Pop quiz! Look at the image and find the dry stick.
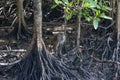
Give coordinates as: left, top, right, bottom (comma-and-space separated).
64, 14, 67, 39
77, 14, 83, 61
77, 16, 81, 47
10, 17, 18, 28
91, 56, 120, 65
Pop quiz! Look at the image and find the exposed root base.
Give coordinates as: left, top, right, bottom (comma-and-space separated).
13, 47, 82, 80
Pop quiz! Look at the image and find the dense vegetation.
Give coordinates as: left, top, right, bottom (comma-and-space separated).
0, 0, 120, 80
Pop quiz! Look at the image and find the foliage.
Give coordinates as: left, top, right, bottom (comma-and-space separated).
52, 0, 112, 29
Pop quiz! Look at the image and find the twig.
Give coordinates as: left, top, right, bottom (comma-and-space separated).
91, 56, 120, 65
63, 46, 82, 57
0, 49, 26, 53
82, 21, 115, 29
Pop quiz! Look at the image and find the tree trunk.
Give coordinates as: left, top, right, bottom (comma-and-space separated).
34, 0, 43, 50
15, 0, 31, 40
33, 0, 81, 79
17, 0, 26, 27
34, 0, 46, 78
117, 1, 120, 41
109, 0, 116, 18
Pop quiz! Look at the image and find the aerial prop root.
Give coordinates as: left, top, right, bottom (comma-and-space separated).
37, 41, 80, 80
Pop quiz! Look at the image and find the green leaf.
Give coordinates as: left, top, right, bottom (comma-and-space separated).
54, 0, 58, 4
93, 18, 100, 30
89, 1, 98, 8
83, 3, 90, 7
85, 16, 92, 21
102, 6, 112, 11
72, 9, 78, 15
77, 0, 81, 3
100, 13, 112, 19
95, 10, 100, 16
96, 5, 100, 9
105, 6, 112, 11
51, 4, 58, 9
65, 15, 71, 20
54, 0, 62, 5
68, 2, 73, 7
62, 0, 68, 4
64, 7, 69, 13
